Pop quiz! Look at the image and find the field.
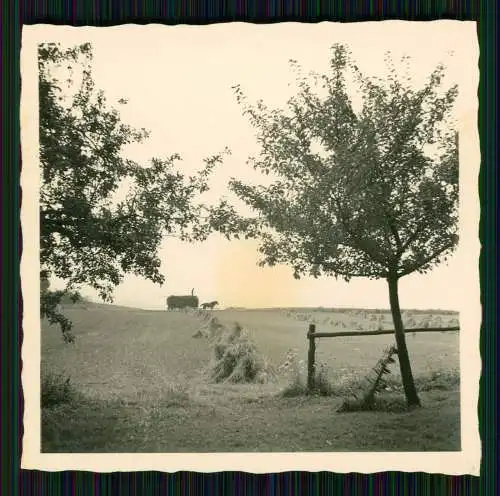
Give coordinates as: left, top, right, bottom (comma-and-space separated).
41, 303, 460, 452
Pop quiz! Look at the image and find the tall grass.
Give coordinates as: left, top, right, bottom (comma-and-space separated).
279, 349, 334, 397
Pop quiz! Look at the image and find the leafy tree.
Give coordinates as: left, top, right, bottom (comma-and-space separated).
209, 44, 458, 407
39, 43, 225, 342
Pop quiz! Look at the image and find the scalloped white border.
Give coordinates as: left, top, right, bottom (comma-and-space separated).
20, 21, 481, 474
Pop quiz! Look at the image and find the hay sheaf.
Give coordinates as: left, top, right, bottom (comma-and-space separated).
189, 311, 276, 384
192, 315, 225, 340
209, 322, 276, 384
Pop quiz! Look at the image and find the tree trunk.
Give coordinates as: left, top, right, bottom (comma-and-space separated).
387, 275, 421, 407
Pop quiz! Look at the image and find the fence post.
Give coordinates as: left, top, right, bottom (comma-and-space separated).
307, 323, 316, 392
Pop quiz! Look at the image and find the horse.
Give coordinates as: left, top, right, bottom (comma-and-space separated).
200, 300, 219, 310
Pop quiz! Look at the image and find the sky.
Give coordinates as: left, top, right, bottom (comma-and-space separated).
25, 22, 479, 311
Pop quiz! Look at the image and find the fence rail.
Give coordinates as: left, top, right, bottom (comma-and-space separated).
306, 323, 460, 392
310, 326, 460, 339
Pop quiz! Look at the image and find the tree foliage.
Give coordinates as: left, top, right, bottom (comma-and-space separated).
213, 45, 458, 281
39, 43, 225, 341
209, 44, 459, 406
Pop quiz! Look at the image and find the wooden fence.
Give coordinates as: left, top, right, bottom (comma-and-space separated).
306, 323, 460, 391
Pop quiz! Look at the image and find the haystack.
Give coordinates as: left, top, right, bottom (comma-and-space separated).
210, 323, 276, 384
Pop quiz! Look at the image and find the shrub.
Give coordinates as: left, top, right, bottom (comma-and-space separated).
279, 349, 308, 397
312, 363, 334, 396
278, 348, 304, 378
279, 351, 333, 397
41, 372, 76, 408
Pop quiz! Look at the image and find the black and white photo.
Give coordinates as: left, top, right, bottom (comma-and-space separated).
21, 21, 480, 474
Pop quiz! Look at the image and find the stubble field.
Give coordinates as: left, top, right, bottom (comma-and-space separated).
40, 303, 461, 452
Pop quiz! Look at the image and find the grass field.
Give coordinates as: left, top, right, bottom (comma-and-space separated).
41, 303, 460, 452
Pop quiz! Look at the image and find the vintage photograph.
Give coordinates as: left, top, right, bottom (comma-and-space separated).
21, 22, 480, 473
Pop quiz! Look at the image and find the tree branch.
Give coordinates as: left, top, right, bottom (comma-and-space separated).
334, 199, 389, 266
386, 216, 403, 260
333, 268, 389, 279
397, 241, 455, 278
400, 220, 426, 254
